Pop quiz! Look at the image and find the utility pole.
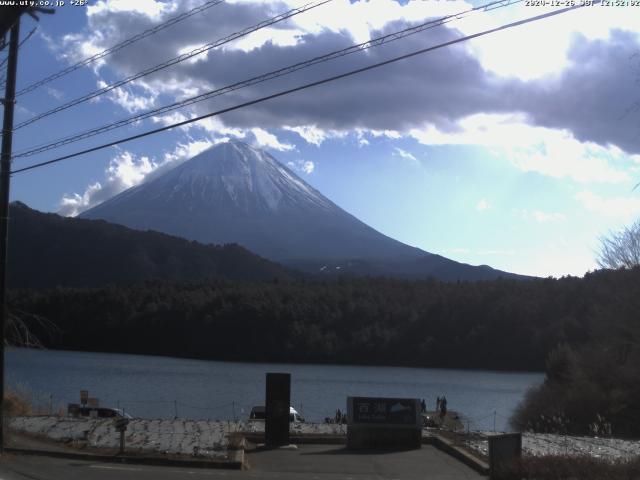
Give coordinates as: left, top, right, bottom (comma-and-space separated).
0, 18, 21, 455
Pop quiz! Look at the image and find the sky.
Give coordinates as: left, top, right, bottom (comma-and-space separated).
4, 0, 640, 278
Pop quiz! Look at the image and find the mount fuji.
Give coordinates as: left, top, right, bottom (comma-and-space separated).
80, 141, 522, 280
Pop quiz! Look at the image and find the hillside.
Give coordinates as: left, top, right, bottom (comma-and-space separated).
8, 202, 292, 289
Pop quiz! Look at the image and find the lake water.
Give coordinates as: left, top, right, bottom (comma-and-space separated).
6, 347, 543, 432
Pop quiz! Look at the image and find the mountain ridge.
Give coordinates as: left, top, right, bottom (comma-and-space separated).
8, 201, 293, 289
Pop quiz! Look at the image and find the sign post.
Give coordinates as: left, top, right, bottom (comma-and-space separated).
347, 397, 421, 449
114, 418, 129, 454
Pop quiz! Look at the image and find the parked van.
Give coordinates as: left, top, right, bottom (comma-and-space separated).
68, 404, 132, 419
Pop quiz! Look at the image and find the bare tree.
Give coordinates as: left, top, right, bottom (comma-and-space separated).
597, 220, 640, 269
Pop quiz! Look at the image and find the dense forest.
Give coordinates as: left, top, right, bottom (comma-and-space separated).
8, 267, 638, 370
8, 202, 293, 288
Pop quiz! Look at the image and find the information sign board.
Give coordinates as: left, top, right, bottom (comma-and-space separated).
350, 397, 419, 426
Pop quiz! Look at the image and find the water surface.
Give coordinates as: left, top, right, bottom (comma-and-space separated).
7, 347, 543, 431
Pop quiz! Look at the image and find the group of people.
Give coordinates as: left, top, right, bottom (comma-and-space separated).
419, 396, 448, 417
436, 396, 447, 417
324, 408, 346, 424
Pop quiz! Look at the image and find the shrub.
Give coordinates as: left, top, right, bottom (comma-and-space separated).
496, 455, 640, 480
4, 388, 33, 417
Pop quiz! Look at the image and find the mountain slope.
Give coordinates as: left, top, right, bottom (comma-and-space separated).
80, 141, 524, 281
8, 202, 292, 289
81, 141, 424, 261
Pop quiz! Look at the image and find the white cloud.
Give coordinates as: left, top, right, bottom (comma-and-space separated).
370, 130, 402, 140
476, 198, 490, 212
574, 190, 640, 222
229, 27, 305, 52
393, 147, 418, 164
151, 113, 248, 139
251, 128, 295, 151
302, 161, 315, 174
58, 149, 156, 218
287, 159, 315, 174
58, 140, 214, 217
151, 111, 189, 128
97, 80, 156, 113
160, 139, 215, 167
284, 125, 327, 146
287, 0, 471, 44
59, 182, 103, 217
176, 43, 211, 64
58, 31, 109, 73
46, 87, 64, 100
87, 0, 172, 19
410, 113, 632, 184
455, 3, 640, 81
106, 151, 156, 189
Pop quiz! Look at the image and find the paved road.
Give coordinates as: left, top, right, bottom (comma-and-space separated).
247, 444, 484, 479
0, 445, 484, 480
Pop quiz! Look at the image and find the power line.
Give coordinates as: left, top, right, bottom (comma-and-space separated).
0, 26, 37, 86
13, 0, 225, 97
12, 0, 523, 160
13, 0, 332, 131
12, 2, 595, 175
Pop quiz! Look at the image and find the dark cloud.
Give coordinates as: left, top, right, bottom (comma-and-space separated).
522, 30, 640, 155
70, 1, 640, 154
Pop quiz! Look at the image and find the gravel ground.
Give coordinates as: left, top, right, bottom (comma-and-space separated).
466, 432, 640, 460
9, 416, 233, 458
8, 416, 348, 458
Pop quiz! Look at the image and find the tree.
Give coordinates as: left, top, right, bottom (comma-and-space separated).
597, 219, 640, 269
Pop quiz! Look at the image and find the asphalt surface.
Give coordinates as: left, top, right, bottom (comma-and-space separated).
0, 444, 484, 480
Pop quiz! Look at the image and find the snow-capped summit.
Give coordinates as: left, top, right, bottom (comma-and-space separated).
80, 141, 424, 261
157, 141, 332, 214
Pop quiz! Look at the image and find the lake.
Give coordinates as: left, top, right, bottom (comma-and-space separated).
6, 347, 543, 432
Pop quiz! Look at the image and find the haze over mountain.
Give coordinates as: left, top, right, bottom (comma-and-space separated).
80, 141, 524, 281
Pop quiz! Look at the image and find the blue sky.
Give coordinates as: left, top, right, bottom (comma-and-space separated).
5, 0, 640, 277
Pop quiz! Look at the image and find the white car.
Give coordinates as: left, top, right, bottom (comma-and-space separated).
249, 406, 305, 423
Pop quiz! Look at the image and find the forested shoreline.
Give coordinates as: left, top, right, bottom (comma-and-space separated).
8, 267, 638, 372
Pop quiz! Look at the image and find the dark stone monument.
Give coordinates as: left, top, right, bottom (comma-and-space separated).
347, 396, 421, 449
489, 433, 522, 479
265, 372, 291, 447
